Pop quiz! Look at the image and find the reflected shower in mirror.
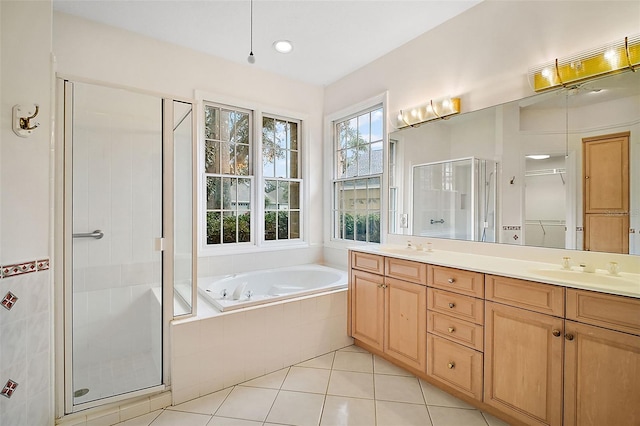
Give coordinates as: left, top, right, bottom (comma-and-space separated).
388, 71, 639, 255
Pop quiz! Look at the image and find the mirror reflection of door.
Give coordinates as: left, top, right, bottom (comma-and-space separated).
583, 132, 630, 253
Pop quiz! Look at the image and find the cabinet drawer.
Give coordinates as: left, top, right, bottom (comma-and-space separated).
385, 257, 427, 285
428, 311, 484, 352
427, 334, 483, 400
566, 289, 640, 336
485, 275, 565, 317
351, 251, 384, 275
427, 288, 484, 325
429, 266, 484, 297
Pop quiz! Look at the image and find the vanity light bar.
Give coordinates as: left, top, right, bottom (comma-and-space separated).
396, 97, 461, 129
529, 34, 640, 92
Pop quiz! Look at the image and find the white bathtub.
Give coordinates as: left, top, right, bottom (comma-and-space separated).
199, 264, 348, 312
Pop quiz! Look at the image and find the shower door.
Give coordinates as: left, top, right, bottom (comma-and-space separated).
64, 81, 164, 410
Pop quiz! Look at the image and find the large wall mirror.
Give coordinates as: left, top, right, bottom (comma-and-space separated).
388, 71, 639, 255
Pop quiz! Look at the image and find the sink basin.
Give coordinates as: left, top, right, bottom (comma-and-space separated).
378, 246, 429, 256
528, 268, 640, 290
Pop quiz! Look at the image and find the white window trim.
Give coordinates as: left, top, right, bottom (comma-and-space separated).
323, 92, 389, 250
196, 90, 310, 256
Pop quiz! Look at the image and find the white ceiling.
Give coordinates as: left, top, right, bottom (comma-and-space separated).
53, 0, 481, 86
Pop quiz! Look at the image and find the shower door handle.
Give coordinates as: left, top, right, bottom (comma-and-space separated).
73, 229, 104, 240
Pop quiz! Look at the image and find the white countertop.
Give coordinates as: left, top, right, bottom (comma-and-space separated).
350, 245, 640, 299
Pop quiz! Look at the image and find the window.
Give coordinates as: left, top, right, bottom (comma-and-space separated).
333, 106, 383, 243
262, 116, 302, 241
204, 103, 252, 245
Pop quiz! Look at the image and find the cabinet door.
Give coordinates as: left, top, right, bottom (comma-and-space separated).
384, 277, 426, 371
351, 269, 384, 351
484, 301, 564, 426
564, 320, 640, 426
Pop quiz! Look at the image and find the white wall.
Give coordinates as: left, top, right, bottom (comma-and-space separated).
52, 12, 326, 276
0, 1, 53, 424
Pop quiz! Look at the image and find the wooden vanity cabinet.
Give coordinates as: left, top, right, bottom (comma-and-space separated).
563, 289, 640, 426
484, 275, 565, 426
349, 252, 427, 371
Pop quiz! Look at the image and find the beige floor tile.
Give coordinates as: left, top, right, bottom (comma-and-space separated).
337, 345, 370, 354
168, 387, 233, 415
376, 400, 433, 426
265, 390, 325, 426
332, 351, 373, 373
241, 368, 289, 389
214, 386, 278, 422
114, 409, 162, 426
320, 395, 376, 426
428, 406, 488, 426
146, 410, 211, 426
281, 366, 331, 394
482, 411, 512, 426
296, 352, 335, 370
207, 416, 262, 425
374, 375, 425, 404
373, 355, 414, 376
327, 370, 375, 399
419, 379, 474, 409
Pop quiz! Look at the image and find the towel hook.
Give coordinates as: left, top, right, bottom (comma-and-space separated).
12, 104, 40, 137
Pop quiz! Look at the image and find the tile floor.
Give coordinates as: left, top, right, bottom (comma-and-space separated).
115, 345, 511, 426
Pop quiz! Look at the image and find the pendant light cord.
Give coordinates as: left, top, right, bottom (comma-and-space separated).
247, 0, 255, 63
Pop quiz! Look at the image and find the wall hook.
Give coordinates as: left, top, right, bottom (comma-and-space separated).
510, 176, 516, 184
12, 104, 40, 137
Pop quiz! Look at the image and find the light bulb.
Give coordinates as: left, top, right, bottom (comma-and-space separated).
247, 52, 255, 64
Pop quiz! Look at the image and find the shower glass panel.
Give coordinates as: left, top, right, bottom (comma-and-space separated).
412, 157, 497, 242
69, 82, 163, 407
173, 101, 193, 316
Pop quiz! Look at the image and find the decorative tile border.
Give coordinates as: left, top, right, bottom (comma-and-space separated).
0, 258, 49, 279
1, 379, 18, 398
502, 226, 521, 231
1, 292, 18, 310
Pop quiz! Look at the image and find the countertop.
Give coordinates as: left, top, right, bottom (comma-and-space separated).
350, 245, 640, 299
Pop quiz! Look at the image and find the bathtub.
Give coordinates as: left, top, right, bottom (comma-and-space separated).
199, 264, 348, 312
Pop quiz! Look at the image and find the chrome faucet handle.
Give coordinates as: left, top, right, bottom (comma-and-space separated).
221, 289, 228, 298
245, 290, 254, 299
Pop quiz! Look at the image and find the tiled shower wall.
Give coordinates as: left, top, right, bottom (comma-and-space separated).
0, 265, 51, 426
170, 290, 352, 405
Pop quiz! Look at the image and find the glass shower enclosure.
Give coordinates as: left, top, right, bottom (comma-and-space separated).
412, 157, 498, 242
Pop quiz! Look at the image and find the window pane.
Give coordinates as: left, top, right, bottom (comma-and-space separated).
278, 211, 289, 239
345, 148, 357, 178
345, 211, 355, 240
263, 117, 275, 177
227, 142, 235, 174
222, 177, 232, 209
371, 141, 383, 174
264, 180, 277, 209
275, 152, 286, 178
347, 117, 357, 148
358, 113, 370, 144
265, 211, 276, 240
238, 212, 250, 242
276, 120, 287, 149
371, 108, 383, 142
290, 211, 300, 239
337, 149, 347, 179
236, 143, 249, 175
206, 176, 221, 209
289, 122, 298, 150
368, 212, 380, 243
338, 122, 348, 149
205, 141, 220, 174
355, 213, 367, 241
278, 181, 289, 209
359, 146, 371, 176
368, 177, 381, 209
290, 181, 300, 209
223, 211, 236, 243
234, 112, 249, 145
237, 178, 251, 212
220, 109, 232, 142
206, 211, 221, 244
290, 151, 298, 179
205, 106, 219, 140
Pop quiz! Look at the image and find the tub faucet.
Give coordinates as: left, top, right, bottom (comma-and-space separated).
232, 282, 248, 300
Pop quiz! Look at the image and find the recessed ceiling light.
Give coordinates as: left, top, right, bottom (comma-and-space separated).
273, 40, 293, 54
526, 154, 551, 160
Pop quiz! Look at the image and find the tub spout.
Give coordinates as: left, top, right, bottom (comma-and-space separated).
232, 282, 248, 300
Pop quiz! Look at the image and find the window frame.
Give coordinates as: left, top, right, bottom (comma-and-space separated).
196, 91, 309, 256
324, 93, 388, 247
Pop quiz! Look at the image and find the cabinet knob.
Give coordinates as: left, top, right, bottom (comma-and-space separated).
448, 303, 455, 309
447, 362, 455, 369
447, 278, 455, 284
552, 329, 561, 337
448, 327, 455, 333
565, 333, 575, 341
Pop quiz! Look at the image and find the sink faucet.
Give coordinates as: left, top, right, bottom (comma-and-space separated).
579, 262, 595, 273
